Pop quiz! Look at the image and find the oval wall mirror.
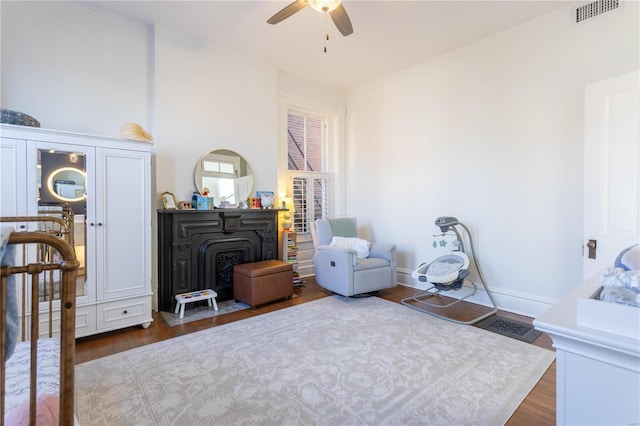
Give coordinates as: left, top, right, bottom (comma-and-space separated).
46, 167, 86, 202
194, 149, 254, 205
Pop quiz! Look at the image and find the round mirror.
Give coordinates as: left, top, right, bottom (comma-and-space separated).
194, 149, 254, 205
46, 167, 86, 202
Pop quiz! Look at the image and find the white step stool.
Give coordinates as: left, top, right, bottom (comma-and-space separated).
174, 289, 218, 319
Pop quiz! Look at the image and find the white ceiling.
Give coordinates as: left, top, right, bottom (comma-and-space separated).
88, 0, 572, 90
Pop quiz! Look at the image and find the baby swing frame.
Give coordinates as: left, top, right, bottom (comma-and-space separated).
401, 218, 498, 325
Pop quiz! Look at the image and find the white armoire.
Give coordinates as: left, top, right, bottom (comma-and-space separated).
0, 123, 153, 337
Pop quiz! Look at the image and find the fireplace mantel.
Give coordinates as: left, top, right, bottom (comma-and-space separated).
157, 209, 280, 312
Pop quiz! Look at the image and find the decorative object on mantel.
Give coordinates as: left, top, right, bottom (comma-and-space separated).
120, 122, 152, 142
257, 191, 274, 209
0, 108, 40, 127
219, 201, 238, 209
200, 187, 215, 210
192, 192, 207, 210
249, 197, 261, 209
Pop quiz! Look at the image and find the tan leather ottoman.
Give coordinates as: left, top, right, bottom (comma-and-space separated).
233, 260, 294, 309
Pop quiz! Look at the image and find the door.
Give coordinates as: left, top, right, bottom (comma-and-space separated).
583, 70, 640, 281
95, 148, 150, 300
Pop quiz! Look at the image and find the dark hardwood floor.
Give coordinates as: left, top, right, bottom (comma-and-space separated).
75, 278, 555, 425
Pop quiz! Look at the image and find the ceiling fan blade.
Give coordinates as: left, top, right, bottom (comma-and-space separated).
267, 0, 308, 25
330, 3, 353, 36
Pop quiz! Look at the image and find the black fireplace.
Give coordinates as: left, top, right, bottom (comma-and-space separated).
157, 209, 279, 312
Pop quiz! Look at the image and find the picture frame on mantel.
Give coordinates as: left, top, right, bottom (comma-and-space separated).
161, 192, 177, 209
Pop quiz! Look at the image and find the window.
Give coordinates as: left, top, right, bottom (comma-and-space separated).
202, 159, 235, 175
200, 153, 240, 203
287, 111, 331, 233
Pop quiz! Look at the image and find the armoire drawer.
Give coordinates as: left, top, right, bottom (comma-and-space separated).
31, 304, 97, 339
97, 296, 152, 331
74, 305, 98, 337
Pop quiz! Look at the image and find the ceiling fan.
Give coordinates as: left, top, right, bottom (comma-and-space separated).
267, 0, 354, 37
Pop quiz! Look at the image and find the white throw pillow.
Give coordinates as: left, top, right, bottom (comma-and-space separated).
330, 236, 370, 258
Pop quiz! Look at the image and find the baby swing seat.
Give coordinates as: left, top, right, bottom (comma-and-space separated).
411, 252, 470, 290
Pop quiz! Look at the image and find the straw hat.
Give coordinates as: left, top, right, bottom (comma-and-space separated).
120, 122, 153, 142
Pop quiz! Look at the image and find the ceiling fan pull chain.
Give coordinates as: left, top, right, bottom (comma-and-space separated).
324, 12, 329, 53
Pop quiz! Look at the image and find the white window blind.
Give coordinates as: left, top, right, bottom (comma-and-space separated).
291, 173, 330, 233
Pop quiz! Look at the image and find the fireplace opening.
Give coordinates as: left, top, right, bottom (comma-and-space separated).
196, 236, 259, 301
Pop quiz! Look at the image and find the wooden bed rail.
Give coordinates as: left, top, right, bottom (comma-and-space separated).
0, 216, 73, 245
0, 217, 74, 341
1, 231, 79, 426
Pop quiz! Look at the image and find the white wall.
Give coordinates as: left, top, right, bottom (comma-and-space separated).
278, 71, 346, 108
0, 1, 151, 136
154, 26, 278, 204
346, 3, 639, 315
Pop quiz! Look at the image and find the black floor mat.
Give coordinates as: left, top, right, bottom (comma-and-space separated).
474, 315, 542, 343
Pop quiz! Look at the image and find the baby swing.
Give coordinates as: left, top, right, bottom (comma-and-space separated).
401, 217, 498, 325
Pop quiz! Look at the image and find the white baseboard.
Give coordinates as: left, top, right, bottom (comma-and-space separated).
397, 268, 558, 318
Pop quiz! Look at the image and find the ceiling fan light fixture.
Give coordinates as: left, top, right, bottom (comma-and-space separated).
267, 0, 353, 37
308, 0, 342, 13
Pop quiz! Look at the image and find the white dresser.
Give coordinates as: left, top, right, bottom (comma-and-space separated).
1, 124, 153, 337
533, 275, 640, 426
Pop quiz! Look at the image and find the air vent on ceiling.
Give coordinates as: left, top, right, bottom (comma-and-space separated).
575, 0, 621, 23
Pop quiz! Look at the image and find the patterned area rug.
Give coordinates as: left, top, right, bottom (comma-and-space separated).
75, 296, 555, 425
